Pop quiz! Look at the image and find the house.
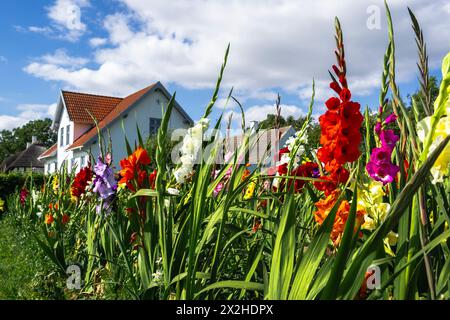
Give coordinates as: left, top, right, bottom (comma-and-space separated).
38, 82, 193, 174
1, 137, 47, 173
223, 124, 296, 170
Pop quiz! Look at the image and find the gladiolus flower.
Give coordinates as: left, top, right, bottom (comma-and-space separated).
366, 111, 400, 185
20, 188, 29, 206
314, 190, 365, 246
71, 166, 93, 199
93, 157, 117, 199
62, 214, 70, 225
45, 214, 54, 225
244, 181, 256, 200
119, 147, 152, 192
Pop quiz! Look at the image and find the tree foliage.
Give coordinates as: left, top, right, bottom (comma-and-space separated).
0, 119, 56, 163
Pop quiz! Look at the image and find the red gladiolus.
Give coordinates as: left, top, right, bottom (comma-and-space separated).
149, 169, 157, 189
71, 166, 93, 199
62, 214, 70, 225
290, 162, 319, 192
316, 80, 362, 193
20, 188, 29, 206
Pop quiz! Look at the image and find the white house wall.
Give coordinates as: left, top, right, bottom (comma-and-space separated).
44, 157, 58, 175
56, 107, 74, 171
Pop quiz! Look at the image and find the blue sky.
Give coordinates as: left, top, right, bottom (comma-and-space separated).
0, 0, 448, 131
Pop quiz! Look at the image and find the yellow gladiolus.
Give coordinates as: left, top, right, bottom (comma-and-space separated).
358, 181, 391, 230
244, 181, 256, 200
52, 175, 59, 193
418, 113, 450, 184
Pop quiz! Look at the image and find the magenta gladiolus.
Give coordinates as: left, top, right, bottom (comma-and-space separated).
20, 188, 29, 206
366, 111, 400, 185
380, 130, 400, 149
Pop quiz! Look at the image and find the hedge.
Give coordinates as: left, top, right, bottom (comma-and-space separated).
0, 173, 45, 200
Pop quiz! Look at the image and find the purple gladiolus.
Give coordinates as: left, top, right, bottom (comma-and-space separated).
93, 157, 117, 200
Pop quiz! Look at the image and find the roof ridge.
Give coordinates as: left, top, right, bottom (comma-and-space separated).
62, 90, 124, 100
122, 83, 158, 98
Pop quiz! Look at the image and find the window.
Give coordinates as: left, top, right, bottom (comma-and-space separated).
149, 118, 162, 135
81, 156, 86, 168
66, 125, 71, 146
60, 127, 64, 147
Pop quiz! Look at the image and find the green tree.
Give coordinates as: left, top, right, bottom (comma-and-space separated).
259, 113, 321, 149
0, 118, 56, 163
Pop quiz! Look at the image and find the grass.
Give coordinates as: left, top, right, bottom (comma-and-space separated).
0, 213, 65, 300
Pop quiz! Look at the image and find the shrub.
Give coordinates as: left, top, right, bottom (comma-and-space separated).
0, 173, 45, 200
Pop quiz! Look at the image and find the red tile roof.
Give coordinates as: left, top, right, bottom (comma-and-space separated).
67, 83, 157, 150
62, 91, 123, 124
37, 143, 58, 160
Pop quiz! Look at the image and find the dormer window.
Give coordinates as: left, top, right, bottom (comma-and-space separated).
60, 127, 64, 147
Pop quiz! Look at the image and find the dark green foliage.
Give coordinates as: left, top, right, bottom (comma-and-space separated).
0, 173, 45, 199
0, 118, 57, 163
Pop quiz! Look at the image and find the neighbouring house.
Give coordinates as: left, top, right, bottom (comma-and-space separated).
0, 136, 47, 173
224, 124, 296, 170
38, 82, 193, 174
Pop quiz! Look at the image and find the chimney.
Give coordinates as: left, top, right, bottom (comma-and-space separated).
26, 136, 38, 149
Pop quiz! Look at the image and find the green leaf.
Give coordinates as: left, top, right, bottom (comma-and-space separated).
195, 280, 264, 298
321, 174, 359, 299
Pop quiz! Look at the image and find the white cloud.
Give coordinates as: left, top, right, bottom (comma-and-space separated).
26, 0, 90, 41
24, 0, 450, 103
89, 37, 108, 47
40, 49, 89, 68
28, 26, 53, 35
0, 104, 56, 131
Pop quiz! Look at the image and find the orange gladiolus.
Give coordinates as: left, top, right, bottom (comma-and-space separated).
119, 147, 152, 192
314, 190, 365, 246
45, 214, 54, 225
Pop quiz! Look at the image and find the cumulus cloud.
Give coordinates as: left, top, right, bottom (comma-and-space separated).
24, 0, 450, 104
40, 49, 89, 67
27, 0, 90, 41
89, 37, 108, 47
0, 104, 57, 131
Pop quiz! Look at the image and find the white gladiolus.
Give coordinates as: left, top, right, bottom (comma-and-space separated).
167, 188, 180, 196
174, 118, 210, 184
276, 130, 308, 170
